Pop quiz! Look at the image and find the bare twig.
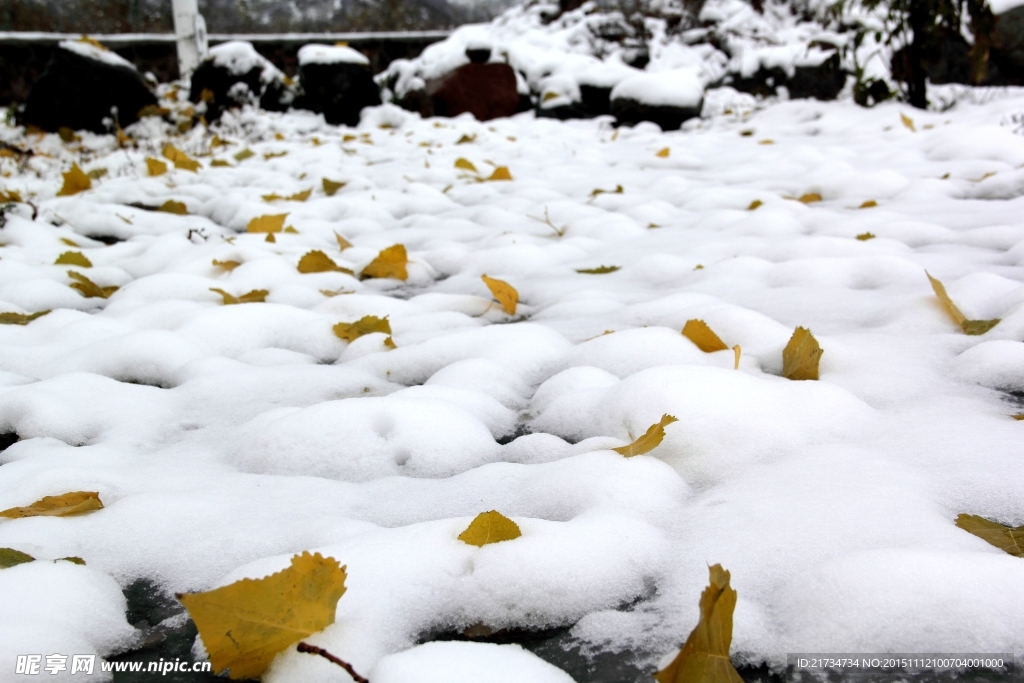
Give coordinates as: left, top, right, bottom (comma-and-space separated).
296, 642, 369, 683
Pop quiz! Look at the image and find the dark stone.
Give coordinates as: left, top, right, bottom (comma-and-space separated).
610, 97, 702, 131
295, 61, 381, 127
728, 66, 789, 98
189, 44, 292, 121
787, 52, 847, 100
465, 47, 492, 64
579, 84, 612, 117
408, 62, 521, 121
0, 432, 17, 453
993, 5, 1024, 81
21, 44, 157, 134
892, 29, 972, 85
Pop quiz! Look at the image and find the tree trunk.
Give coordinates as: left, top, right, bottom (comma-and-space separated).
907, 0, 929, 109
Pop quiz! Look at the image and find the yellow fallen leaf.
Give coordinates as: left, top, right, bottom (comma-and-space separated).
798, 193, 822, 204
654, 564, 744, 683
0, 310, 50, 325
782, 327, 822, 381
487, 166, 512, 181
55, 251, 92, 267
613, 414, 678, 457
576, 265, 620, 274
590, 185, 624, 199
747, 200, 762, 210
454, 157, 478, 173
361, 244, 408, 280
288, 189, 311, 201
323, 178, 347, 196
159, 200, 187, 215
234, 149, 255, 162
163, 144, 200, 172
297, 250, 352, 274
68, 271, 117, 298
87, 168, 107, 180
0, 491, 103, 519
60, 238, 79, 246
758, 139, 774, 145
859, 200, 877, 208
210, 288, 268, 305
481, 274, 518, 315
334, 232, 352, 250
58, 127, 81, 143
901, 112, 916, 132
656, 147, 670, 157
456, 133, 476, 144
264, 151, 287, 160
261, 193, 283, 202
0, 548, 35, 569
246, 214, 288, 234
856, 232, 876, 241
458, 511, 522, 547
682, 319, 728, 353
0, 189, 23, 203
177, 552, 347, 680
57, 163, 91, 196
926, 272, 1000, 335
146, 157, 168, 176
210, 159, 231, 168
955, 514, 1024, 557
732, 345, 741, 370
212, 259, 240, 271
333, 315, 392, 344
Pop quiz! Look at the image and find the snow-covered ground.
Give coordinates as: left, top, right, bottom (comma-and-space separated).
3, 83, 1024, 682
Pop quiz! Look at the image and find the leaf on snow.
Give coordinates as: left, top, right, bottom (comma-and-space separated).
177, 551, 348, 680
782, 327, 822, 381
0, 310, 50, 325
212, 259, 240, 271
955, 514, 1024, 557
900, 112, 916, 132
590, 184, 623, 199
146, 157, 168, 176
456, 134, 476, 144
87, 168, 108, 180
747, 200, 762, 210
323, 178, 347, 196
297, 250, 353, 275
458, 511, 522, 547
333, 315, 393, 348
576, 265, 620, 274
55, 251, 92, 267
656, 147, 670, 157
163, 144, 200, 172
334, 232, 352, 250
0, 491, 103, 519
613, 414, 678, 457
856, 232, 876, 241
246, 214, 288, 234
210, 288, 268, 305
682, 319, 728, 353
361, 244, 409, 280
234, 149, 255, 162
68, 271, 118, 298
57, 163, 91, 196
487, 166, 512, 181
481, 274, 518, 315
859, 200, 877, 208
798, 193, 822, 204
654, 564, 744, 683
0, 547, 35, 569
926, 272, 1000, 335
454, 157, 478, 174
158, 200, 188, 215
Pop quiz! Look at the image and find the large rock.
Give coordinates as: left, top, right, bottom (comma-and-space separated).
294, 44, 381, 127
728, 48, 846, 100
21, 39, 156, 134
609, 68, 704, 131
399, 48, 522, 122
993, 5, 1024, 81
189, 41, 293, 121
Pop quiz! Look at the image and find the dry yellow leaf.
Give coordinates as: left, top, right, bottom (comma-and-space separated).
0, 547, 35, 569
234, 149, 255, 162
264, 151, 287, 160
747, 200, 762, 210
656, 147, 670, 158
163, 144, 200, 172
55, 251, 92, 267
361, 244, 409, 280
68, 271, 117, 298
323, 178, 347, 196
798, 193, 822, 204
955, 514, 1024, 557
0, 189, 23, 203
334, 232, 352, 250
900, 112, 916, 132
654, 564, 744, 683
458, 511, 522, 547
58, 126, 80, 143
576, 265, 620, 274
481, 274, 518, 315
782, 327, 822, 381
210, 288, 268, 305
926, 272, 1000, 335
456, 133, 476, 144
87, 168, 108, 180
758, 139, 774, 145
682, 319, 728, 353
333, 315, 392, 345
210, 159, 231, 168
613, 414, 678, 457
288, 189, 311, 201
297, 250, 352, 274
590, 185, 624, 199
859, 200, 877, 208
57, 163, 91, 196
246, 214, 288, 234
212, 259, 240, 271
454, 157, 478, 173
856, 232, 876, 241
146, 157, 168, 176
487, 166, 512, 181
732, 345, 741, 370
178, 552, 347, 680
0, 491, 103, 519
0, 310, 50, 325
159, 200, 187, 215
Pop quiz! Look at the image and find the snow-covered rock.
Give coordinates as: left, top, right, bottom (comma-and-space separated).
189, 41, 294, 121
295, 44, 381, 127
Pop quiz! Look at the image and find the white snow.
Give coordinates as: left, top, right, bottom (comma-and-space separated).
610, 68, 705, 107
298, 44, 371, 67
207, 40, 285, 84
3, 66, 1024, 682
58, 40, 136, 70
990, 0, 1024, 15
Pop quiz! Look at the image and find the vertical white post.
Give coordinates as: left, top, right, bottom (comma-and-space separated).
172, 0, 208, 78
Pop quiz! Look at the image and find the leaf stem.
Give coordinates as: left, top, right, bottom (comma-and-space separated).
296, 642, 369, 683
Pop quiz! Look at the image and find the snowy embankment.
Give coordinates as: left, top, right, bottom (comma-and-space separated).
2, 83, 1024, 681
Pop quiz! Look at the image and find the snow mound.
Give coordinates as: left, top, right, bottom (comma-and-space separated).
298, 44, 371, 67
372, 641, 577, 683
58, 40, 135, 70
